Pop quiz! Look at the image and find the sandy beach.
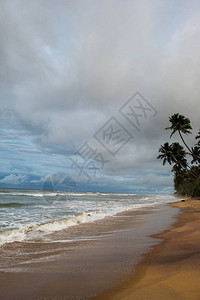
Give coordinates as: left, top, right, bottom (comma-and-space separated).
95, 197, 200, 300
2, 197, 200, 299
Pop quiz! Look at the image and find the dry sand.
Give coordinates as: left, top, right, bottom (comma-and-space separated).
95, 197, 200, 300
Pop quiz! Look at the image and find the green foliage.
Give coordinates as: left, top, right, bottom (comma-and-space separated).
196, 129, 200, 146
192, 183, 200, 197
191, 146, 200, 164
165, 113, 192, 138
158, 114, 200, 197
157, 142, 187, 168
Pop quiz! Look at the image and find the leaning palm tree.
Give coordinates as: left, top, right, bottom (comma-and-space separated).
196, 130, 200, 146
165, 113, 200, 164
157, 142, 186, 169
172, 165, 191, 195
172, 143, 199, 178
173, 142, 199, 179
191, 146, 200, 164
165, 113, 192, 150
171, 142, 187, 169
157, 142, 175, 166
158, 142, 198, 179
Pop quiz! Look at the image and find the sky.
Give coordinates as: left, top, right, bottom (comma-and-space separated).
0, 0, 200, 194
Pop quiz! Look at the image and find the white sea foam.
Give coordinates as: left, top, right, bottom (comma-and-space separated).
0, 212, 102, 245
0, 191, 139, 197
0, 228, 27, 244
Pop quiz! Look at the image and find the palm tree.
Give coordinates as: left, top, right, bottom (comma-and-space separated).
171, 142, 187, 168
196, 130, 200, 146
157, 142, 186, 168
172, 142, 199, 179
166, 113, 200, 164
191, 146, 200, 164
158, 142, 198, 179
157, 143, 175, 166
172, 166, 191, 195
165, 113, 192, 149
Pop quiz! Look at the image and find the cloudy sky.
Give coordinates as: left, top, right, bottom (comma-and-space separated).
0, 0, 200, 193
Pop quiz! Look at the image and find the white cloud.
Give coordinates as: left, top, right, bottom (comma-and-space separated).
0, 174, 28, 185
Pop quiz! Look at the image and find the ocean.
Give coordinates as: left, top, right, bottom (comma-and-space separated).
0, 188, 176, 245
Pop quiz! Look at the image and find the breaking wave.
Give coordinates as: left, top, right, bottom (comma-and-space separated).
0, 212, 101, 245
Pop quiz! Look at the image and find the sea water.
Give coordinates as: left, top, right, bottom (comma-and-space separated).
0, 188, 176, 245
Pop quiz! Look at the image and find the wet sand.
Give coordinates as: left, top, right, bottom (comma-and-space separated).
95, 197, 200, 300
0, 204, 178, 300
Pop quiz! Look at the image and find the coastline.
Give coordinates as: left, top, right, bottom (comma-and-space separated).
0, 202, 178, 300
95, 197, 200, 299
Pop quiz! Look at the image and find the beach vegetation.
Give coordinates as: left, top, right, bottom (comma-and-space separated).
158, 114, 200, 197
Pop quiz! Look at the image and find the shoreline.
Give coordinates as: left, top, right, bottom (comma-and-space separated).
95, 197, 200, 299
0, 202, 178, 300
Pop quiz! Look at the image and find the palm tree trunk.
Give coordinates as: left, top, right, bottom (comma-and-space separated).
173, 157, 199, 179
178, 130, 200, 164
178, 130, 192, 153
186, 165, 199, 179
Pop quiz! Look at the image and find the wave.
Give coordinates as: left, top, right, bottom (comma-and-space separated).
0, 211, 102, 245
36, 213, 92, 232
0, 202, 33, 208
0, 201, 164, 245
0, 194, 177, 246
0, 192, 83, 197
0, 192, 45, 197
0, 191, 138, 197
0, 228, 27, 244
